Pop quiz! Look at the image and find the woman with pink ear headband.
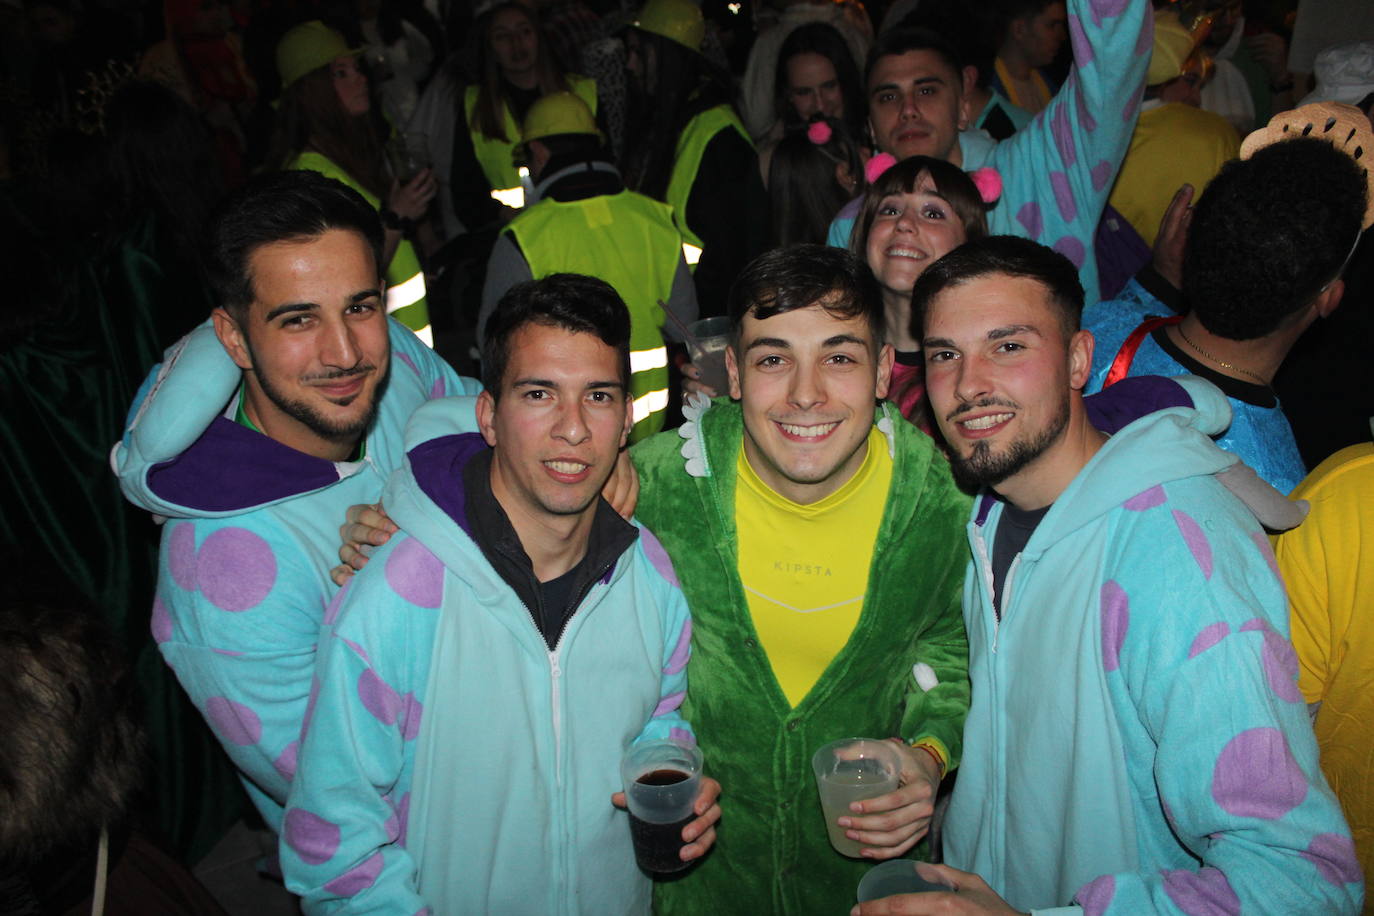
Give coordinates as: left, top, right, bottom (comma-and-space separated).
849, 156, 999, 429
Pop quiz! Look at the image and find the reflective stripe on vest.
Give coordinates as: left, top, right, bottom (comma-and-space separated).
286, 151, 432, 345
632, 387, 670, 424
506, 189, 681, 440
665, 104, 752, 256
630, 345, 668, 374
465, 76, 597, 195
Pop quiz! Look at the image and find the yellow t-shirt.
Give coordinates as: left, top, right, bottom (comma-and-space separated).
735, 427, 892, 707
1273, 442, 1374, 891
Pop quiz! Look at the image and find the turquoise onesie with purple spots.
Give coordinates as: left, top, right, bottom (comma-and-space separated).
280, 409, 694, 915
942, 377, 1362, 914
826, 0, 1152, 305
114, 319, 481, 831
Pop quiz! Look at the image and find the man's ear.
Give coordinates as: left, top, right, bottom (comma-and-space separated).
875, 342, 896, 400
620, 388, 635, 448
1314, 278, 1345, 319
476, 389, 499, 448
212, 307, 254, 371
725, 343, 742, 400
962, 65, 978, 98
1068, 328, 1095, 391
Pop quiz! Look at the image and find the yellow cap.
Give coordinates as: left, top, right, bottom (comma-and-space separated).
633, 0, 704, 54
1148, 10, 1203, 86
276, 20, 359, 91
521, 91, 603, 146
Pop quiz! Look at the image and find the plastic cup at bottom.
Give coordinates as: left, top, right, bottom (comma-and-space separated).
856, 859, 948, 902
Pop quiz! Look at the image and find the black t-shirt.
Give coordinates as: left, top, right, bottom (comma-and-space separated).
991, 500, 1051, 616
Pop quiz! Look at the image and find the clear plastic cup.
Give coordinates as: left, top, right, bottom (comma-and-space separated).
812, 737, 902, 858
686, 316, 732, 395
856, 859, 948, 902
621, 738, 702, 873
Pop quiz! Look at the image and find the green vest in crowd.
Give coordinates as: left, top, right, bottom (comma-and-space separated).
288, 151, 431, 344
505, 188, 680, 440
464, 75, 598, 203
665, 103, 752, 266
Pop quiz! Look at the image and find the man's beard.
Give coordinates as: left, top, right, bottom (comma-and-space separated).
946, 394, 1070, 492
249, 348, 389, 447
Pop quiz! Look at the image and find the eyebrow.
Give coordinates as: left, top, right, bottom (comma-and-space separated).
511, 378, 627, 392
922, 325, 1044, 348
871, 74, 946, 96
743, 333, 868, 352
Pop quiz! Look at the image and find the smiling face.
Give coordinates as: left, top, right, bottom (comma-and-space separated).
785, 51, 844, 123
490, 7, 538, 81
867, 49, 968, 163
921, 272, 1093, 499
726, 301, 894, 505
477, 322, 631, 528
865, 170, 969, 301
331, 55, 370, 116
213, 229, 390, 462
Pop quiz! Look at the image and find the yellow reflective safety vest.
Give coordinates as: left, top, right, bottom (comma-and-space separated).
464, 75, 598, 198
287, 151, 431, 345
504, 189, 679, 440
665, 103, 752, 260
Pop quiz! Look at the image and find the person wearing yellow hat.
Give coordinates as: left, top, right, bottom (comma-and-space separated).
622, 0, 768, 314
457, 2, 597, 214
265, 19, 436, 345
479, 90, 696, 441
1107, 8, 1239, 248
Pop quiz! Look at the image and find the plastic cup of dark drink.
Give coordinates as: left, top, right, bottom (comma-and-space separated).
686, 317, 732, 396
620, 738, 702, 874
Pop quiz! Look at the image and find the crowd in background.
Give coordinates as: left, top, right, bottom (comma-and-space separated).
2, 0, 1373, 911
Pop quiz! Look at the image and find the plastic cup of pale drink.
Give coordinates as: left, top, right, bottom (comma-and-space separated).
621, 738, 702, 873
811, 737, 902, 858
856, 859, 948, 901
686, 316, 732, 395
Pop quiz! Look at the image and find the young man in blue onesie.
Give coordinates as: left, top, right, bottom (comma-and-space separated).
856, 235, 1361, 914
280, 274, 720, 913
112, 171, 483, 831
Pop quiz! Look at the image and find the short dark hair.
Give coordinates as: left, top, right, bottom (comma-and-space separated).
208, 170, 384, 323
865, 27, 964, 92
727, 244, 884, 344
480, 273, 633, 400
911, 234, 1084, 340
1185, 137, 1368, 340
850, 155, 990, 261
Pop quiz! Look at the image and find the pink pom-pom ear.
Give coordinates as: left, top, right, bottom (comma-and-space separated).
807, 120, 833, 144
865, 153, 897, 185
970, 167, 1003, 204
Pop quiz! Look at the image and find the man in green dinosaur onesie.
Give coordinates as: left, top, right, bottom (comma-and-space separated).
631, 244, 971, 914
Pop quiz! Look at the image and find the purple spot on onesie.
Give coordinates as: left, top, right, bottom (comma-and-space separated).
198, 527, 277, 611
284, 808, 342, 865
669, 727, 696, 747
395, 350, 419, 376
1075, 875, 1115, 915
1123, 485, 1166, 511
274, 741, 299, 779
400, 692, 423, 741
1251, 530, 1282, 581
1301, 833, 1362, 886
324, 852, 383, 895
167, 522, 197, 590
1211, 728, 1307, 819
1068, 15, 1092, 66
1053, 236, 1086, 269
1017, 201, 1044, 239
653, 691, 686, 718
1160, 867, 1240, 916
664, 619, 692, 675
151, 595, 173, 643
1050, 172, 1078, 221
204, 696, 262, 746
359, 668, 402, 725
1260, 630, 1303, 703
1100, 581, 1129, 672
1051, 104, 1077, 166
384, 537, 445, 608
640, 528, 679, 587
1188, 622, 1231, 658
1172, 510, 1213, 580
1090, 160, 1114, 192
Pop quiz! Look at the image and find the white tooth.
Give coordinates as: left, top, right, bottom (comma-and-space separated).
780, 422, 839, 438
961, 413, 1013, 430
546, 461, 586, 473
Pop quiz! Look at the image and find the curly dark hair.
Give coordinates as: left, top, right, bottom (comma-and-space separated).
1184, 136, 1368, 340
